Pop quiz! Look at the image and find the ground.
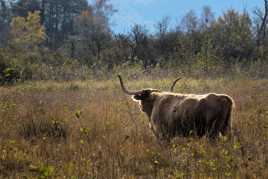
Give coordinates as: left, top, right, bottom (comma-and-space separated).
0, 76, 267, 178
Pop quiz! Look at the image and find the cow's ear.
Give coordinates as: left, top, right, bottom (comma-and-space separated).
133, 90, 150, 101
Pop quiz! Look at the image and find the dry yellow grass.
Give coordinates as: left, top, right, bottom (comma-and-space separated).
0, 76, 267, 178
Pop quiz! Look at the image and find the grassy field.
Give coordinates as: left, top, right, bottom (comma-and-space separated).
0, 75, 267, 178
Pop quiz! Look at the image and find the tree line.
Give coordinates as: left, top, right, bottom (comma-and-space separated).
0, 0, 268, 83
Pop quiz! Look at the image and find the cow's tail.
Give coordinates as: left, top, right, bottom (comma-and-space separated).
219, 95, 234, 136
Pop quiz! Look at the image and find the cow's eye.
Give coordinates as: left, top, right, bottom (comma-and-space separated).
134, 91, 151, 100
133, 94, 142, 100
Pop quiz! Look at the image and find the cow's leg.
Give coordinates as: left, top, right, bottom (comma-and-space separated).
207, 118, 221, 139
220, 105, 232, 138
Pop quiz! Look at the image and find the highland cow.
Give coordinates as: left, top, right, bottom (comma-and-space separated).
118, 75, 234, 141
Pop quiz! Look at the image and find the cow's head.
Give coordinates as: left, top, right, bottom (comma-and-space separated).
118, 75, 181, 117
118, 75, 159, 116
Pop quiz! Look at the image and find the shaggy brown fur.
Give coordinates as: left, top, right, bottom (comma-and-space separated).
118, 75, 234, 140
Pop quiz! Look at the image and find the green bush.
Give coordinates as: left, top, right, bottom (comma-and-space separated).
0, 63, 19, 85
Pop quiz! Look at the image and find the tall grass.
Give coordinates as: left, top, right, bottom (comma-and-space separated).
0, 75, 267, 178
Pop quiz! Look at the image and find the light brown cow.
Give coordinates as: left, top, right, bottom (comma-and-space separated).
118, 75, 234, 140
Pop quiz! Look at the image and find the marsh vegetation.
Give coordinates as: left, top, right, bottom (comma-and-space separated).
0, 74, 267, 178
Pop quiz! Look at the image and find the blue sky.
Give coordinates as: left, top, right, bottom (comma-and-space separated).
96, 0, 264, 34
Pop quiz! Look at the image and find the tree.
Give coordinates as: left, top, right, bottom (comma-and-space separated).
211, 9, 254, 64
43, 0, 88, 49
112, 33, 132, 65
12, 0, 41, 17
199, 6, 215, 73
253, 0, 268, 59
10, 11, 45, 50
74, 9, 112, 65
130, 24, 156, 69
11, 0, 89, 49
255, 0, 268, 46
0, 0, 12, 46
71, 0, 115, 66
154, 17, 180, 66
200, 6, 215, 31
0, 11, 45, 81
179, 10, 202, 62
155, 17, 170, 58
181, 10, 199, 33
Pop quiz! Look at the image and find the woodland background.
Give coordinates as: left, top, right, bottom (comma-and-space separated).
0, 0, 268, 83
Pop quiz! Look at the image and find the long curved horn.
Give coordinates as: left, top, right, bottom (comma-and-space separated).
118, 75, 143, 95
170, 77, 181, 92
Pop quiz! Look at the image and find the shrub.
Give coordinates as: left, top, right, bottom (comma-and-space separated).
0, 62, 19, 85
19, 118, 68, 141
